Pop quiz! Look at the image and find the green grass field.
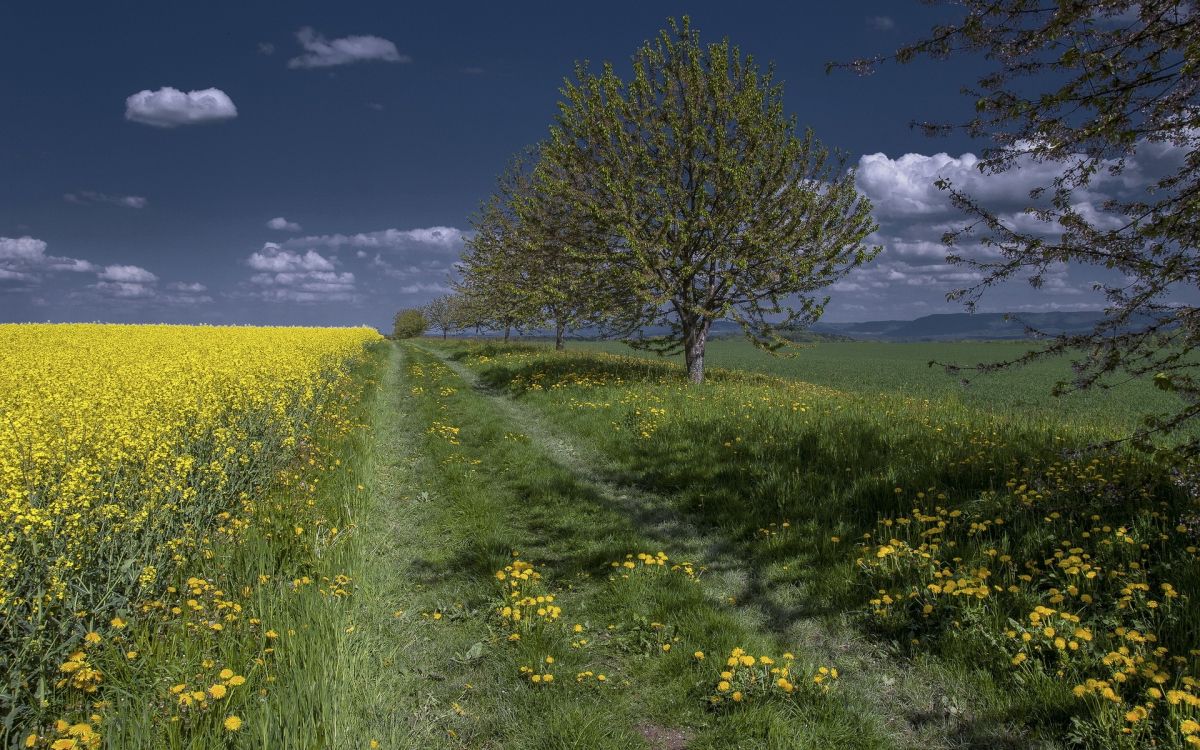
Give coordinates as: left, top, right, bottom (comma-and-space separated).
574, 338, 1180, 436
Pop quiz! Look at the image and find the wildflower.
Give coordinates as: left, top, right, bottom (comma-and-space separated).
224, 715, 242, 732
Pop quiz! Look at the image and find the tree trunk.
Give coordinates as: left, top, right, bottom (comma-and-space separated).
504, 323, 511, 343
555, 320, 566, 351
683, 320, 710, 384
442, 329, 447, 340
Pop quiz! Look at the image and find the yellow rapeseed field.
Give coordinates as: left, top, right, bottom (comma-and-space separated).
0, 323, 380, 742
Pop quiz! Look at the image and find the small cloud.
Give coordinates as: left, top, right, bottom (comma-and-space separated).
247, 243, 335, 273
258, 41, 276, 55
367, 102, 385, 111
168, 281, 207, 293
867, 16, 895, 30
266, 216, 303, 232
93, 264, 159, 299
98, 264, 158, 284
64, 191, 147, 209
288, 27, 410, 69
125, 86, 238, 128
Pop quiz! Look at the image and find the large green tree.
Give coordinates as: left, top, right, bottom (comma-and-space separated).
835, 0, 1200, 455
542, 17, 879, 382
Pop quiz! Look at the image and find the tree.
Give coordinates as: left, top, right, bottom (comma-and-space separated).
457, 152, 550, 343
423, 295, 462, 340
461, 147, 624, 350
834, 1, 1200, 455
543, 17, 879, 382
392, 308, 427, 339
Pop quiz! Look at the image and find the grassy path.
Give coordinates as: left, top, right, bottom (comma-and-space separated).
333, 341, 1030, 749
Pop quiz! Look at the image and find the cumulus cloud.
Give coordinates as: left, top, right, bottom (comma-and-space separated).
827, 144, 1182, 318
0, 236, 97, 282
125, 87, 238, 128
247, 243, 335, 272
287, 27, 410, 69
64, 191, 148, 209
266, 216, 302, 232
244, 243, 354, 302
92, 264, 160, 299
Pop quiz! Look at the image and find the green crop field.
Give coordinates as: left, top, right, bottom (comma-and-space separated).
575, 338, 1180, 436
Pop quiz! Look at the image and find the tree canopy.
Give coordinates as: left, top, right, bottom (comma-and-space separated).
542, 17, 879, 382
392, 308, 427, 339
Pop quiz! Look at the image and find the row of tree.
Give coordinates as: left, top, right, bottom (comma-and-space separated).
396, 5, 1200, 454
453, 17, 879, 383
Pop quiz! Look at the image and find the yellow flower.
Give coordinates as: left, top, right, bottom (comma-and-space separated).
694, 651, 705, 660
209, 684, 228, 699
84, 632, 101, 645
224, 715, 243, 732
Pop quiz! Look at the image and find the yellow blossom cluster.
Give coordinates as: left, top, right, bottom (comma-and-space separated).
608, 551, 700, 581
495, 558, 563, 638
708, 648, 839, 705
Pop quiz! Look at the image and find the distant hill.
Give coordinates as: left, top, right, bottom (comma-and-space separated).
808, 311, 1106, 341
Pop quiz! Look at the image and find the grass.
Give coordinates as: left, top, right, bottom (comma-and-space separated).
40, 344, 389, 749
573, 337, 1182, 436
360, 342, 923, 748
421, 338, 1200, 749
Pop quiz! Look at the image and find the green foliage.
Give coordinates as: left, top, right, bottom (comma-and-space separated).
543, 16, 879, 382
392, 308, 427, 339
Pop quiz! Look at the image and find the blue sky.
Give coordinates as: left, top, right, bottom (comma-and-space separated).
0, 1, 1146, 328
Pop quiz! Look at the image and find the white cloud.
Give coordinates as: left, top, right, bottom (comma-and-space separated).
98, 264, 158, 283
247, 243, 335, 272
244, 243, 353, 302
168, 282, 207, 293
125, 87, 238, 128
267, 216, 302, 232
287, 27, 410, 69
93, 281, 156, 298
64, 191, 148, 209
258, 42, 275, 55
0, 236, 50, 262
0, 236, 97, 282
867, 16, 895, 30
92, 264, 159, 299
288, 226, 464, 252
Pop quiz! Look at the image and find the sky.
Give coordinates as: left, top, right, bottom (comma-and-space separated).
0, 1, 1161, 328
